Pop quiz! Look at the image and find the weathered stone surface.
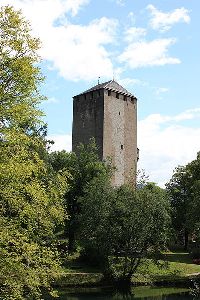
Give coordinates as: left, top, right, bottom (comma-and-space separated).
72, 80, 137, 186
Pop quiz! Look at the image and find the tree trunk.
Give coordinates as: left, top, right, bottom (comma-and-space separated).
184, 229, 189, 251
114, 275, 132, 291
65, 219, 76, 253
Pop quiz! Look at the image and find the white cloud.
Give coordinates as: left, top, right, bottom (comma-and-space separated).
147, 4, 190, 32
155, 87, 169, 96
48, 133, 72, 152
1, 0, 117, 81
124, 27, 146, 43
138, 109, 200, 187
172, 108, 200, 122
127, 12, 135, 24
118, 38, 180, 68
1, 0, 89, 22
116, 0, 125, 6
39, 17, 118, 81
118, 77, 144, 87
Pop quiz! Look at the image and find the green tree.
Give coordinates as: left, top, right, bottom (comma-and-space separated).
79, 180, 170, 287
166, 166, 191, 249
49, 140, 112, 252
166, 152, 200, 249
0, 6, 65, 299
185, 152, 200, 244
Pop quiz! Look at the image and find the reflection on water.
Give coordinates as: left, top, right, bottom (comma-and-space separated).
46, 286, 200, 300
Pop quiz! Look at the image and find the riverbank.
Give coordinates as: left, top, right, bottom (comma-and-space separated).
46, 286, 193, 300
55, 251, 200, 288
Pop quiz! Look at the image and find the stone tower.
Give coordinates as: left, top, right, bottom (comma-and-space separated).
72, 80, 138, 186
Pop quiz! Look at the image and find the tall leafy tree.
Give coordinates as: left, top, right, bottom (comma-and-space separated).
186, 152, 200, 243
0, 6, 65, 299
49, 140, 112, 252
166, 152, 200, 249
166, 166, 191, 249
79, 181, 170, 286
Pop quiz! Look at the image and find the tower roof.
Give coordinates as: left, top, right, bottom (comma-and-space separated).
74, 80, 136, 98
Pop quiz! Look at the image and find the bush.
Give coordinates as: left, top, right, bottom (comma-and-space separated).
191, 247, 200, 259
79, 246, 105, 268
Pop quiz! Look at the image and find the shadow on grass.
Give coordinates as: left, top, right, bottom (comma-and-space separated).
65, 259, 101, 274
162, 252, 193, 264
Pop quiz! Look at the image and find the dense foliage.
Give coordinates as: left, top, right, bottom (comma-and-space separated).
0, 6, 65, 299
79, 180, 170, 285
49, 140, 112, 252
166, 152, 200, 249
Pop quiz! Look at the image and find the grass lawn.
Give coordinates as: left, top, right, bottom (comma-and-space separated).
133, 251, 200, 284
57, 251, 200, 287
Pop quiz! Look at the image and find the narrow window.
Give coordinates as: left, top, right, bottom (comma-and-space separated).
119, 111, 120, 115
121, 144, 123, 150
84, 94, 86, 100
124, 95, 127, 101
116, 93, 119, 99
108, 90, 111, 96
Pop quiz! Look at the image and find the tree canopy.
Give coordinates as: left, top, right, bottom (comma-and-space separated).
79, 180, 170, 285
0, 6, 65, 299
48, 140, 112, 252
166, 152, 200, 248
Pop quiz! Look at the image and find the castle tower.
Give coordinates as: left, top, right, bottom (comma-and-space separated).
72, 80, 138, 186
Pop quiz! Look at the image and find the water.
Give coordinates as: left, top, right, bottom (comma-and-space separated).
48, 287, 200, 300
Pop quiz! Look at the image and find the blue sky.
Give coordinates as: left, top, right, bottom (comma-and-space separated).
2, 0, 200, 186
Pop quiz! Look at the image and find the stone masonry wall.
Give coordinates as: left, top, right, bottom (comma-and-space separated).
72, 90, 104, 159
72, 87, 137, 187
124, 97, 137, 185
103, 90, 137, 186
